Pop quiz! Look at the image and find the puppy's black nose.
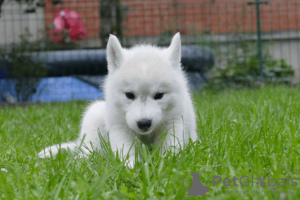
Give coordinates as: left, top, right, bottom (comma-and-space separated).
137, 119, 152, 131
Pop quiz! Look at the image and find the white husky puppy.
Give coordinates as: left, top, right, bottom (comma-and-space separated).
38, 33, 197, 167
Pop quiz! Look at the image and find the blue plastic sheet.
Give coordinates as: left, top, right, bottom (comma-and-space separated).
0, 77, 103, 102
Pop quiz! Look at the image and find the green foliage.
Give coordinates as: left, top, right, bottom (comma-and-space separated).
99, 0, 129, 47
208, 35, 294, 90
0, 31, 47, 101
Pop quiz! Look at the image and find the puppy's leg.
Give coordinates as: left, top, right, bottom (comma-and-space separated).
108, 127, 136, 168
38, 142, 78, 158
38, 101, 106, 158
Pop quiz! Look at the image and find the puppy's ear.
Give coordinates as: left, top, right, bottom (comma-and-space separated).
168, 32, 181, 68
107, 34, 123, 73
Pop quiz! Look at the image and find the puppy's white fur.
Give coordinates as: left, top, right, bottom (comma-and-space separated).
38, 33, 197, 167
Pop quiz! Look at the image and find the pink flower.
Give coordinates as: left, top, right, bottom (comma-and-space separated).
52, 8, 86, 41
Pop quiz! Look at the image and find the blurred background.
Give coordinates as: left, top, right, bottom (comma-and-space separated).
0, 0, 298, 103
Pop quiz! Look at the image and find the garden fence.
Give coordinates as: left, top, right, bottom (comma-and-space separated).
0, 0, 299, 102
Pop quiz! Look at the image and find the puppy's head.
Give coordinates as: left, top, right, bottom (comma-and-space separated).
105, 33, 184, 135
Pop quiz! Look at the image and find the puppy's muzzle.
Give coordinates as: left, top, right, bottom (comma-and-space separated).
137, 119, 152, 131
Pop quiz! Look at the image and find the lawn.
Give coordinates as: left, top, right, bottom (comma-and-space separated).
0, 85, 300, 199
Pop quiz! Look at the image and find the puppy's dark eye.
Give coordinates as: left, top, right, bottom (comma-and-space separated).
125, 92, 135, 100
154, 92, 164, 100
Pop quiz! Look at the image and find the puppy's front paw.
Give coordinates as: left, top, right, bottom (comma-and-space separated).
38, 147, 58, 158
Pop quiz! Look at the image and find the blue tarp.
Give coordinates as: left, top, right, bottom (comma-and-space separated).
0, 77, 103, 103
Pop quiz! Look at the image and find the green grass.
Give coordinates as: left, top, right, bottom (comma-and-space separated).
1, 85, 300, 199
